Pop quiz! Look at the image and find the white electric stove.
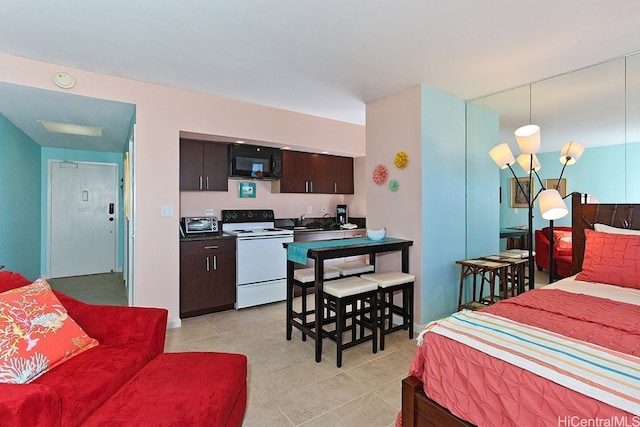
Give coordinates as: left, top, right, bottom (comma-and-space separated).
221, 209, 293, 309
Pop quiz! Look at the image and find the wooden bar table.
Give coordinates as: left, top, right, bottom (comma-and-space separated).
284, 237, 413, 363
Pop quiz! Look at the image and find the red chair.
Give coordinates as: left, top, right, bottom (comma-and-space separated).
535, 226, 573, 278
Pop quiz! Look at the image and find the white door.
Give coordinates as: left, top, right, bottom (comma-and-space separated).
49, 160, 118, 278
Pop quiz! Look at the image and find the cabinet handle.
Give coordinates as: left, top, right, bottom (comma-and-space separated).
213, 255, 217, 271
310, 181, 313, 193
199, 176, 203, 191
334, 182, 337, 193
206, 256, 210, 272
305, 181, 308, 192
204, 245, 219, 250
205, 176, 209, 190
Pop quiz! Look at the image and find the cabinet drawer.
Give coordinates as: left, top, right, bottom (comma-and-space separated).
344, 230, 366, 238
180, 239, 235, 255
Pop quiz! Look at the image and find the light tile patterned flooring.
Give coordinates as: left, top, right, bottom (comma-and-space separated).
48, 272, 128, 306
49, 269, 551, 426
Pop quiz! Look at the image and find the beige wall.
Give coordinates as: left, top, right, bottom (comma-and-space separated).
0, 52, 366, 325
365, 86, 423, 321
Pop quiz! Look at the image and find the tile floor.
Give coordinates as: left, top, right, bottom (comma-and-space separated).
49, 268, 551, 426
48, 272, 128, 306
166, 297, 416, 427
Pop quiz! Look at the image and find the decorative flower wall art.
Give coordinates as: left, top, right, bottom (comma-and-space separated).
372, 164, 389, 185
394, 151, 409, 169
389, 179, 399, 192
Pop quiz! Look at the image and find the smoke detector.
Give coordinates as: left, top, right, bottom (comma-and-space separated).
53, 72, 75, 89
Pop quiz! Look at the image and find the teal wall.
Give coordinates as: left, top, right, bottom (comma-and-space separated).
466, 103, 500, 257
0, 114, 41, 280
499, 142, 636, 237
40, 148, 125, 276
625, 141, 640, 202
420, 85, 467, 322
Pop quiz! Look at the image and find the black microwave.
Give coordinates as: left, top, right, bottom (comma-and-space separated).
228, 144, 283, 179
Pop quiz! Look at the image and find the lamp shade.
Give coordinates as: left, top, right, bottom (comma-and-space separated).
559, 141, 584, 165
514, 124, 541, 154
539, 189, 568, 220
516, 153, 541, 174
489, 143, 516, 169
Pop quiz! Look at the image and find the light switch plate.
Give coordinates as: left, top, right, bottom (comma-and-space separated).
160, 205, 173, 217
320, 206, 328, 213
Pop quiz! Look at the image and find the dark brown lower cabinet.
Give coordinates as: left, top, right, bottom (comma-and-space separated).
180, 238, 236, 318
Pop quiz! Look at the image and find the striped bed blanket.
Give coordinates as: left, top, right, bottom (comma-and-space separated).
419, 310, 640, 415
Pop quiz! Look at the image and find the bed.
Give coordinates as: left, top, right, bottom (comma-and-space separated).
401, 194, 640, 426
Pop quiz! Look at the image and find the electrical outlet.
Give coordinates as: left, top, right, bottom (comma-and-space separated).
320, 206, 328, 213
513, 208, 518, 214
307, 206, 313, 214
204, 208, 214, 216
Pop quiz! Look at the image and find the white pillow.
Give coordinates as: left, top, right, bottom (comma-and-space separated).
594, 223, 640, 236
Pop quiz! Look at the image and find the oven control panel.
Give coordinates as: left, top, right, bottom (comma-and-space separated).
221, 209, 275, 223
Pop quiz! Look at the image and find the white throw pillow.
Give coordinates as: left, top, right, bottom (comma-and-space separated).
594, 223, 640, 236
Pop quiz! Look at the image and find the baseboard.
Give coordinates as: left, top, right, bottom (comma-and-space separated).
166, 318, 182, 329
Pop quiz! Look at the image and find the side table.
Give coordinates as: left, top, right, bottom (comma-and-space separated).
456, 258, 510, 310
481, 254, 528, 296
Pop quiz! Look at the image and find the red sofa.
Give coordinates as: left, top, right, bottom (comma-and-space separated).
0, 271, 247, 426
535, 226, 573, 279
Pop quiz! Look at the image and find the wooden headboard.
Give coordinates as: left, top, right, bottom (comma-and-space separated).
571, 193, 640, 274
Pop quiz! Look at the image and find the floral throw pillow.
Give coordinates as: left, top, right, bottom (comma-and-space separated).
0, 278, 98, 384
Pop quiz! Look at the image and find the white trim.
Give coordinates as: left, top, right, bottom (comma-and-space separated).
167, 318, 182, 329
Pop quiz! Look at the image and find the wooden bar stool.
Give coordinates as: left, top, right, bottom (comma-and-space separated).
291, 265, 341, 341
332, 261, 374, 277
361, 271, 415, 351
322, 277, 378, 368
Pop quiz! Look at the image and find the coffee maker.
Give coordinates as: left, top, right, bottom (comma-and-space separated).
336, 204, 348, 225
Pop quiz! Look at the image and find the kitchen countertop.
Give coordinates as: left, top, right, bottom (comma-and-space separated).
288, 226, 365, 234
180, 232, 235, 242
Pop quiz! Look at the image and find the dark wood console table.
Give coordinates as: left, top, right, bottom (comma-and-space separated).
284, 237, 414, 362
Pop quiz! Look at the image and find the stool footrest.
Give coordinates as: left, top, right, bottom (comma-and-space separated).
332, 261, 375, 276
361, 271, 415, 288
294, 265, 341, 283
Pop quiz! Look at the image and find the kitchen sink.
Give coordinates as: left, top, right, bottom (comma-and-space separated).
293, 226, 323, 231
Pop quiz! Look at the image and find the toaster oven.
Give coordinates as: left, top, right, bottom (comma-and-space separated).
182, 217, 218, 233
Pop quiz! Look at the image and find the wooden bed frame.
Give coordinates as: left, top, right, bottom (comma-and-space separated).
401, 193, 640, 426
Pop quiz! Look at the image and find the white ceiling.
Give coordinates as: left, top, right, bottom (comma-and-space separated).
1, 1, 640, 152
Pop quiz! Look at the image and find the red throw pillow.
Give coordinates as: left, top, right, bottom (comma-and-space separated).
0, 278, 98, 384
553, 230, 572, 255
576, 229, 640, 288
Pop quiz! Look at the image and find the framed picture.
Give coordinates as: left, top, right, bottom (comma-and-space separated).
238, 182, 256, 198
511, 178, 533, 208
546, 178, 567, 198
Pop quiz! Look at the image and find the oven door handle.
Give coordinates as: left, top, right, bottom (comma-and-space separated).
237, 235, 293, 241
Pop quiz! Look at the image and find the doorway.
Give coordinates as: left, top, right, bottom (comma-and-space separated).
48, 160, 118, 278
